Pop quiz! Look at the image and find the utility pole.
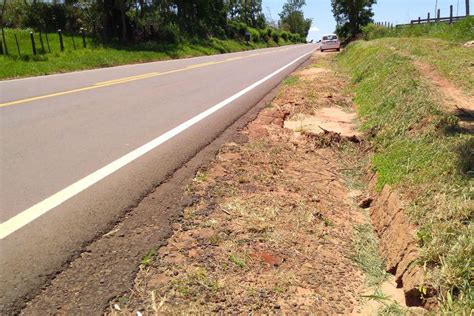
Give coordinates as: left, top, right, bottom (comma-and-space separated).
457, 0, 460, 16
467, 0, 471, 16
435, 0, 438, 18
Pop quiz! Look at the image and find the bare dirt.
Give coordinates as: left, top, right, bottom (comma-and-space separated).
106, 53, 395, 315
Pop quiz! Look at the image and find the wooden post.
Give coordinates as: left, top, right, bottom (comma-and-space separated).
45, 33, 51, 53
39, 31, 45, 53
450, 5, 454, 23
437, 9, 441, 21
427, 12, 431, 23
418, 17, 421, 24
1, 27, 7, 55
81, 28, 86, 48
58, 29, 64, 51
0, 39, 3, 55
14, 33, 21, 56
467, 0, 470, 16
71, 34, 76, 50
30, 32, 37, 55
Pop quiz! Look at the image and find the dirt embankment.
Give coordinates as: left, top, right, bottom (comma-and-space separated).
107, 53, 385, 314
367, 176, 425, 307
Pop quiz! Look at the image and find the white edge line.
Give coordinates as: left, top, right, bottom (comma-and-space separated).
0, 48, 315, 239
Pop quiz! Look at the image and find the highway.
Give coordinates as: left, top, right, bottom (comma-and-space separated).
0, 44, 315, 312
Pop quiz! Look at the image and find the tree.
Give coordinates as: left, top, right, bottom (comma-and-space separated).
279, 0, 311, 39
228, 0, 266, 29
331, 0, 376, 39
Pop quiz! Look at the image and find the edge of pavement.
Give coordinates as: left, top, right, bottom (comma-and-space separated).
4, 52, 315, 315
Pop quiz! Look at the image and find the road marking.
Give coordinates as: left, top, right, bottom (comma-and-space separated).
0, 46, 298, 108
0, 48, 314, 239
95, 72, 160, 85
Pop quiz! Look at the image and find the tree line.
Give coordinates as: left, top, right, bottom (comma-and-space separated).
0, 0, 313, 45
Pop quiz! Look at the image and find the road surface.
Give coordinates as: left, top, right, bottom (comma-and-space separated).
0, 44, 316, 312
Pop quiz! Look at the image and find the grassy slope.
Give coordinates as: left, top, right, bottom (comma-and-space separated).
0, 28, 293, 80
338, 38, 473, 313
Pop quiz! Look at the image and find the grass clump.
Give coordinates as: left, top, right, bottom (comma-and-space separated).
282, 75, 300, 86
140, 249, 156, 267
338, 38, 473, 313
351, 224, 388, 286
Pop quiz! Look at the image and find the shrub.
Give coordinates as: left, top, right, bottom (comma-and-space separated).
247, 27, 260, 42
156, 23, 181, 44
271, 29, 280, 43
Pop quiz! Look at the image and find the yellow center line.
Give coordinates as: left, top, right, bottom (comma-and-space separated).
0, 47, 299, 108
95, 72, 160, 85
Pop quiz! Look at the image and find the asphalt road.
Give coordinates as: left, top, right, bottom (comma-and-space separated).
0, 44, 316, 312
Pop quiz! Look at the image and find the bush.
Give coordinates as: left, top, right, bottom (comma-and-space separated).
271, 29, 280, 43
156, 23, 181, 44
280, 31, 289, 42
259, 28, 270, 42
247, 27, 260, 42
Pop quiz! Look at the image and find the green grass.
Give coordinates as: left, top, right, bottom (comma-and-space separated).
0, 28, 295, 80
338, 38, 473, 313
371, 37, 474, 96
282, 75, 300, 86
351, 224, 389, 287
228, 254, 246, 269
362, 16, 474, 43
140, 249, 156, 267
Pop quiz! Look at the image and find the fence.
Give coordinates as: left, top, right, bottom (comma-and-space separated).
374, 1, 471, 28
0, 27, 92, 57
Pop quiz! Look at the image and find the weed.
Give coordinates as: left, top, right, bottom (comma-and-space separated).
351, 224, 388, 286
228, 254, 246, 269
194, 170, 208, 183
282, 75, 300, 86
141, 249, 156, 267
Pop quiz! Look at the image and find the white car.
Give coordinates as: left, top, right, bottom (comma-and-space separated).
320, 34, 341, 52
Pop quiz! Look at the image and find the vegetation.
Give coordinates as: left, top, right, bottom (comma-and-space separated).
362, 16, 474, 43
278, 0, 312, 39
331, 0, 376, 40
0, 0, 311, 79
338, 35, 473, 313
0, 28, 288, 79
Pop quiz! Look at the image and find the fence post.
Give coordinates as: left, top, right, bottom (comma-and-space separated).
1, 28, 8, 55
0, 39, 3, 55
418, 17, 421, 24
30, 32, 37, 55
45, 33, 51, 53
39, 31, 45, 53
437, 9, 441, 21
467, 0, 470, 16
58, 29, 64, 51
427, 12, 431, 23
81, 28, 86, 48
71, 34, 76, 50
14, 33, 21, 56
450, 5, 454, 23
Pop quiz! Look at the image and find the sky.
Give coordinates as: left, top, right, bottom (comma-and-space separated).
262, 0, 471, 41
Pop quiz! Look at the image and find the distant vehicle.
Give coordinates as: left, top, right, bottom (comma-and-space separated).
320, 34, 340, 52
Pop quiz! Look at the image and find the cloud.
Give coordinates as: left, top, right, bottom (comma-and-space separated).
309, 26, 320, 32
